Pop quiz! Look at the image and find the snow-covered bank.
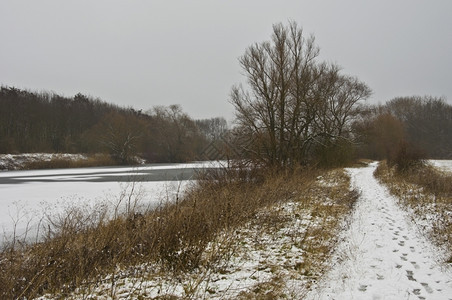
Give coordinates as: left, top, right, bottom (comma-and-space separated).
307, 162, 452, 300
0, 153, 88, 170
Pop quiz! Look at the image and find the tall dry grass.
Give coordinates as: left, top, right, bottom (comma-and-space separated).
22, 153, 117, 170
0, 164, 359, 299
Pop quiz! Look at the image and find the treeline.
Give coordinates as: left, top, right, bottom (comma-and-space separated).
0, 86, 227, 164
355, 96, 452, 162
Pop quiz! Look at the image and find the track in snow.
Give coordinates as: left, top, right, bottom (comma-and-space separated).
307, 162, 452, 300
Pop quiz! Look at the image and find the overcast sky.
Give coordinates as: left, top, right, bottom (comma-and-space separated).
1, 1, 451, 121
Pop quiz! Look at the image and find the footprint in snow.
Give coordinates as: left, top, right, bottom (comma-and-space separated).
401, 256, 408, 261
358, 284, 367, 292
406, 270, 416, 281
411, 261, 420, 269
421, 283, 433, 294
398, 241, 405, 246
410, 246, 415, 252
413, 288, 421, 295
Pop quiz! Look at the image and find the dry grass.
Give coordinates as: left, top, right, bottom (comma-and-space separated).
0, 165, 359, 299
22, 153, 117, 169
374, 161, 452, 263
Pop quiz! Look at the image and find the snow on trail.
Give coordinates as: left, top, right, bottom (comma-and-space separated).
307, 162, 452, 300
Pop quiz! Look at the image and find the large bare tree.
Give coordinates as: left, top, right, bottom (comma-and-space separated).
230, 22, 371, 167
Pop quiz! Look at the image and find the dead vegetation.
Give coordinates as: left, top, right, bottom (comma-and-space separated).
23, 153, 119, 169
374, 161, 452, 263
0, 153, 118, 170
0, 164, 358, 299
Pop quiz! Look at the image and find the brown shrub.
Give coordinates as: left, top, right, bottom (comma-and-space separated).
388, 140, 426, 172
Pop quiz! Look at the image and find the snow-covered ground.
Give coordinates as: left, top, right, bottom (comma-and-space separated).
0, 153, 89, 170
429, 160, 452, 173
307, 162, 452, 300
0, 161, 224, 246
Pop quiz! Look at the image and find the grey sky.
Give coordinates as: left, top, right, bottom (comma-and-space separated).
1, 1, 451, 121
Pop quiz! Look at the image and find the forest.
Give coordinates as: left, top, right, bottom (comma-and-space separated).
0, 86, 227, 164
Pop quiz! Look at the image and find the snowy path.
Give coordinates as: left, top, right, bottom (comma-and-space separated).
307, 162, 452, 300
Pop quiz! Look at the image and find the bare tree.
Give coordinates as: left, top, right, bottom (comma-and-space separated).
195, 117, 228, 141
230, 22, 371, 167
92, 112, 145, 164
147, 105, 204, 162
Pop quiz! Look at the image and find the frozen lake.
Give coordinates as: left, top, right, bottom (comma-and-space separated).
0, 161, 224, 246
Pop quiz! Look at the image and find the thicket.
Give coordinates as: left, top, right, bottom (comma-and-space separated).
0, 86, 228, 164
354, 96, 452, 166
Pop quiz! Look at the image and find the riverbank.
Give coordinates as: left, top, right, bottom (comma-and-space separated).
0, 153, 119, 171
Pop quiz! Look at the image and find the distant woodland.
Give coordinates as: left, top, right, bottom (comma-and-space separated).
1, 84, 451, 166
355, 96, 452, 161
0, 86, 227, 164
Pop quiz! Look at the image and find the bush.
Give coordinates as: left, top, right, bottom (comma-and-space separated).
388, 140, 425, 172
